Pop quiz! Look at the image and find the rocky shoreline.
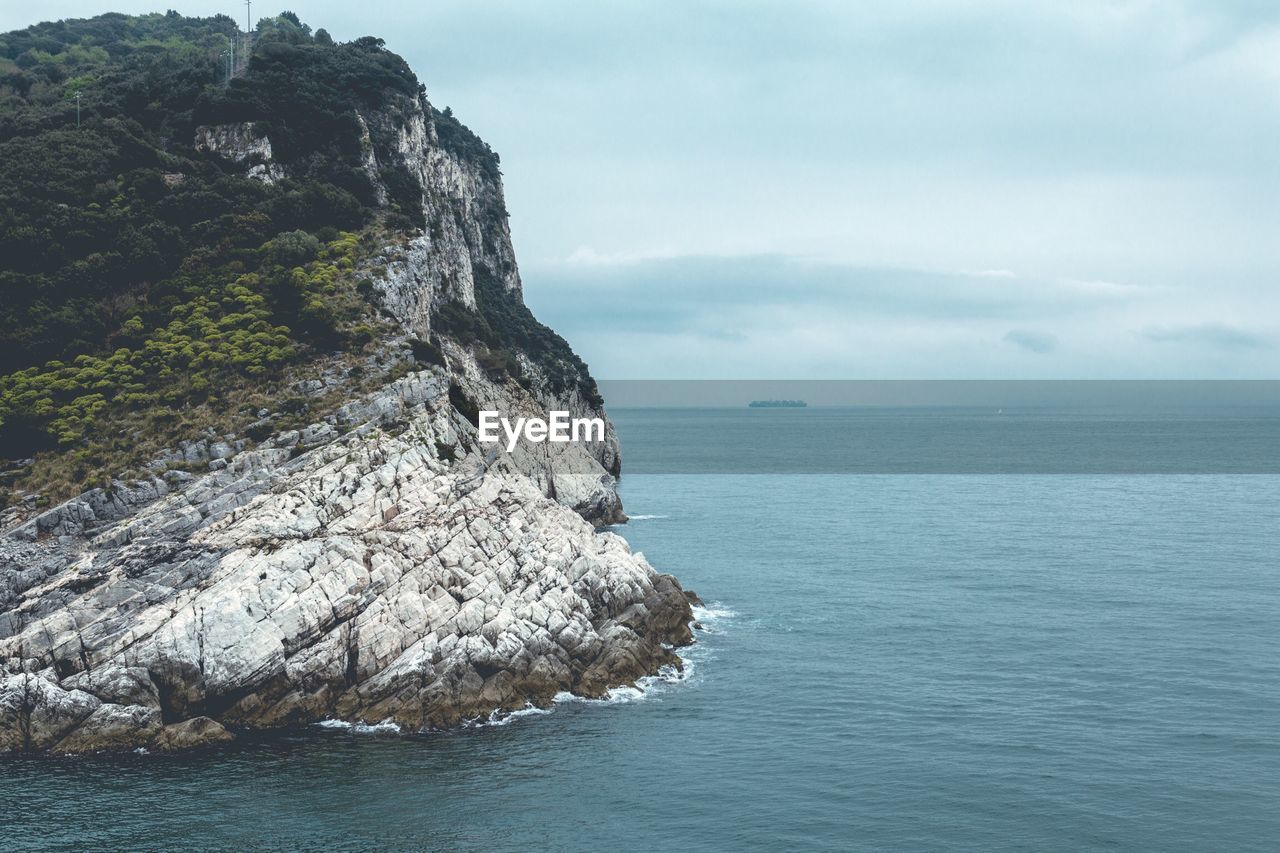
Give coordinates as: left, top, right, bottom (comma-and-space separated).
0, 371, 697, 754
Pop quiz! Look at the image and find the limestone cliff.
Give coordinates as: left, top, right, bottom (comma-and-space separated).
0, 88, 693, 753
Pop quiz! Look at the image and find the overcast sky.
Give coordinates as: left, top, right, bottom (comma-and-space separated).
5, 1, 1279, 377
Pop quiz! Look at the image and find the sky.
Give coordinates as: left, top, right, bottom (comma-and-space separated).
4, 1, 1279, 378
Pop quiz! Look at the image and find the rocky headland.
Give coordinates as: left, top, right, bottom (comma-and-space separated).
0, 19, 695, 754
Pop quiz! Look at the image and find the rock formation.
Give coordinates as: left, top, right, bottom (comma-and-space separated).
194, 122, 284, 184
0, 88, 694, 754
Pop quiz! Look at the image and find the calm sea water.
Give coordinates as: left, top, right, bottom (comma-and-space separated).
4, 409, 1280, 851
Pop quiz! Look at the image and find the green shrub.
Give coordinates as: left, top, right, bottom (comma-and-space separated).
266, 230, 322, 266
409, 337, 445, 368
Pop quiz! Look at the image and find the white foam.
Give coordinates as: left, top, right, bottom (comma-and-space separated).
690, 603, 737, 636
468, 703, 554, 728
315, 719, 352, 729
551, 659, 694, 707
602, 685, 646, 703
626, 514, 669, 521
315, 717, 401, 734
692, 604, 736, 621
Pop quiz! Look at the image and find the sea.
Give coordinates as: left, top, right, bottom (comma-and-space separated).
3, 406, 1279, 851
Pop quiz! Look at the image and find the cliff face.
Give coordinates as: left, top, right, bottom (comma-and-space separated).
198, 98, 520, 323
191, 93, 622, 519
0, 82, 692, 753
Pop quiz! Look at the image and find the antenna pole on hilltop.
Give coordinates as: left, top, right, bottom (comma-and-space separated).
245, 0, 252, 33
74, 91, 82, 128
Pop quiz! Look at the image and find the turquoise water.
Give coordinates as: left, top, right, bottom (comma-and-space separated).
4, 412, 1280, 850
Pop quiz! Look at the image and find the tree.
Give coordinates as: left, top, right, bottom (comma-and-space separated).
266, 230, 321, 266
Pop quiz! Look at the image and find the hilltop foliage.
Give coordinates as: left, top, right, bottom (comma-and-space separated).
0, 12, 419, 371
0, 12, 423, 459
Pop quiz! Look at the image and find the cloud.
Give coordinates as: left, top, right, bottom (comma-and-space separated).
1141, 323, 1269, 349
1004, 330, 1058, 353
564, 246, 677, 267
1194, 25, 1280, 88
526, 253, 1152, 332
522, 252, 1280, 377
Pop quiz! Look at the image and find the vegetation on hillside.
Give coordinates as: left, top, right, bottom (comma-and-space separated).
0, 11, 583, 513
0, 13, 408, 448
0, 12, 414, 379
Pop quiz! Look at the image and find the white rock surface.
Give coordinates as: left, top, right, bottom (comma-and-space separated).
0, 374, 691, 753
194, 122, 285, 183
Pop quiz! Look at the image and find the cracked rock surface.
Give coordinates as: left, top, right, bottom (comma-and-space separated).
0, 374, 693, 753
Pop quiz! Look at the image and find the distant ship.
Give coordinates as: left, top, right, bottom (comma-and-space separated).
748, 400, 808, 408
